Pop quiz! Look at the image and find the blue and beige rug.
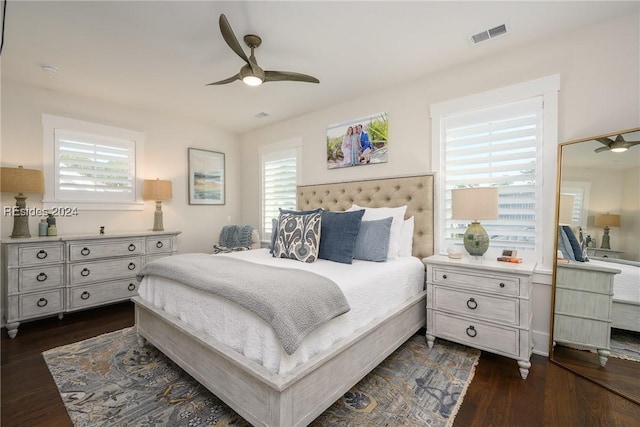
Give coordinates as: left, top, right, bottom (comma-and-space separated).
610, 328, 640, 362
43, 328, 480, 427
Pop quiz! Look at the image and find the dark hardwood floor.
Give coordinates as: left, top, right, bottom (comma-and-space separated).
2, 302, 639, 426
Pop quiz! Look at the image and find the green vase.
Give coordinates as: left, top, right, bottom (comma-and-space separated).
463, 221, 490, 256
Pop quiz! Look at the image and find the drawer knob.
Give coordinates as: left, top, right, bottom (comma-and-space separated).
442, 274, 448, 279
466, 298, 478, 310
80, 247, 91, 256
466, 325, 477, 338
128, 244, 136, 251
499, 282, 505, 288
128, 262, 136, 271
36, 272, 48, 282
128, 283, 136, 291
37, 297, 48, 308
80, 268, 91, 277
36, 250, 48, 260
81, 291, 91, 300
156, 241, 164, 249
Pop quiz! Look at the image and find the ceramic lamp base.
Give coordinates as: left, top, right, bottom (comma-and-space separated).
463, 221, 490, 256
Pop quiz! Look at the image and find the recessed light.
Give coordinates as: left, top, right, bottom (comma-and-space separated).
41, 65, 59, 75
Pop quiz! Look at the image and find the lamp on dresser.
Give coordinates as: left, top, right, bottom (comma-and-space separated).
143, 179, 173, 231
0, 166, 45, 238
593, 213, 620, 249
451, 187, 499, 257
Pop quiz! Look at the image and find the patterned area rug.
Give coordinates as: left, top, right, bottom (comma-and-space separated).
610, 328, 640, 362
43, 328, 480, 427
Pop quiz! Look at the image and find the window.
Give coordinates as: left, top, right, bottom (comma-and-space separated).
260, 140, 301, 239
431, 75, 559, 263
560, 181, 591, 228
42, 115, 144, 210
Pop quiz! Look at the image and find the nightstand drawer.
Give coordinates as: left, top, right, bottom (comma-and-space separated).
11, 290, 64, 320
432, 286, 519, 325
430, 267, 520, 296
146, 236, 174, 254
17, 244, 64, 266
432, 311, 519, 356
68, 279, 138, 310
68, 239, 145, 261
18, 265, 64, 292
69, 256, 143, 284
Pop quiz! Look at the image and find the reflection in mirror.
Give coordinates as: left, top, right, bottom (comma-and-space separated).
552, 128, 640, 404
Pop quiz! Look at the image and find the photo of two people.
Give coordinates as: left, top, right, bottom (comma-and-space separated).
326, 112, 388, 169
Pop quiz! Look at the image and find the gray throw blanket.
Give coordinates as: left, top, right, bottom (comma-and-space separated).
219, 225, 254, 248
137, 254, 350, 355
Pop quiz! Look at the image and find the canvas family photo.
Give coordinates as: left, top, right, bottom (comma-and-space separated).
326, 112, 388, 169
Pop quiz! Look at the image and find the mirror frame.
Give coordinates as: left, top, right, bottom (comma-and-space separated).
549, 126, 640, 404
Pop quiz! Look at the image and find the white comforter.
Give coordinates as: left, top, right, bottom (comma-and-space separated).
589, 258, 640, 304
138, 249, 425, 373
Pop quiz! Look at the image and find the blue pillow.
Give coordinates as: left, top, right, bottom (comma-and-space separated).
353, 217, 393, 262
558, 227, 575, 261
318, 210, 365, 264
562, 225, 585, 262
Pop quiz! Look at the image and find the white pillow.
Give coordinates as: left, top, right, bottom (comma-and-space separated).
348, 204, 407, 259
398, 217, 414, 257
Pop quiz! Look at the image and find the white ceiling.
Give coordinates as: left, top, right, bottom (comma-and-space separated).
562, 130, 640, 171
2, 1, 636, 134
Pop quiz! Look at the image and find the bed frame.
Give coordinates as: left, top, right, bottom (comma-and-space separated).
133, 174, 435, 426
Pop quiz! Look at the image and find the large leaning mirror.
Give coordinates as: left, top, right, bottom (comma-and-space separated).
550, 127, 640, 403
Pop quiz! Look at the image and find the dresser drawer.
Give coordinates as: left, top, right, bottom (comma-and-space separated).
430, 266, 520, 297
68, 238, 145, 261
431, 311, 519, 357
554, 314, 610, 348
17, 244, 64, 267
7, 289, 64, 321
432, 286, 520, 325
69, 256, 143, 284
146, 236, 174, 254
67, 279, 138, 310
18, 265, 64, 292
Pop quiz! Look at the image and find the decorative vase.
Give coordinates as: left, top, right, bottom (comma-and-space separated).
463, 221, 490, 256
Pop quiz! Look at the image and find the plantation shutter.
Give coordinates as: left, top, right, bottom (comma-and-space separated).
263, 149, 297, 236
54, 130, 136, 202
443, 97, 543, 252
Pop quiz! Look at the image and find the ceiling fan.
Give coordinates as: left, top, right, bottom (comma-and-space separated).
207, 14, 319, 87
594, 134, 640, 153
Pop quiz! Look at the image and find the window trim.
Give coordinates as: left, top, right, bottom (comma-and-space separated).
430, 75, 560, 267
42, 114, 145, 211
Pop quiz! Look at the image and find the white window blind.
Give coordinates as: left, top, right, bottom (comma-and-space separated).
443, 97, 543, 252
262, 149, 297, 237
54, 130, 136, 202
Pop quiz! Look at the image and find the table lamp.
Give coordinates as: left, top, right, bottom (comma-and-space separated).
143, 179, 173, 231
593, 213, 620, 249
0, 166, 45, 238
451, 187, 499, 257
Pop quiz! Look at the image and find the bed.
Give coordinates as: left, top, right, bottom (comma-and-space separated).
589, 258, 640, 333
132, 174, 434, 426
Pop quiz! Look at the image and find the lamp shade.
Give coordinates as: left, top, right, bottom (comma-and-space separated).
143, 179, 172, 201
594, 213, 620, 228
558, 194, 575, 225
0, 166, 45, 194
451, 187, 499, 221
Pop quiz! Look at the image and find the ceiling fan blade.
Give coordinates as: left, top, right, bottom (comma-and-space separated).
595, 137, 613, 146
594, 146, 610, 153
264, 70, 319, 84
219, 14, 251, 65
206, 73, 240, 86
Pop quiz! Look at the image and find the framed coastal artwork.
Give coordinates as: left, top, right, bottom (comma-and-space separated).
188, 148, 225, 205
326, 112, 388, 169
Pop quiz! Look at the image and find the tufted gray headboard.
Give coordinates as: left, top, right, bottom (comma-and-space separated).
297, 174, 434, 260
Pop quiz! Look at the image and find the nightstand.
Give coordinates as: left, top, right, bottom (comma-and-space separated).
423, 254, 536, 379
586, 248, 623, 259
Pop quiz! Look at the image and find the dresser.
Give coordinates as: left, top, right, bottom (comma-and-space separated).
424, 255, 536, 379
586, 248, 623, 259
2, 230, 180, 338
554, 261, 620, 366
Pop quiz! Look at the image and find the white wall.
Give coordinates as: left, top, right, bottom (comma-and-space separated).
1, 81, 241, 254
621, 167, 640, 261
239, 12, 640, 355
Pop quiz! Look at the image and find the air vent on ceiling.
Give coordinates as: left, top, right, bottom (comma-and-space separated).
255, 112, 270, 119
469, 24, 509, 45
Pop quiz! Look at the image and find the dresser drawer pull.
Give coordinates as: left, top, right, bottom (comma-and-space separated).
466, 298, 478, 310
156, 241, 164, 249
128, 283, 136, 291
466, 325, 477, 338
128, 263, 136, 271
36, 250, 48, 259
36, 272, 48, 282
128, 244, 136, 251
37, 298, 48, 308
80, 247, 91, 256
80, 268, 91, 277
81, 291, 91, 300
499, 282, 505, 288
442, 274, 447, 279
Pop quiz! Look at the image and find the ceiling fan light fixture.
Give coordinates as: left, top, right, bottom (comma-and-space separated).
242, 75, 263, 86
610, 146, 628, 153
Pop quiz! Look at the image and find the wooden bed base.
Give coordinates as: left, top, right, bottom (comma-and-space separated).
612, 300, 640, 332
134, 291, 426, 426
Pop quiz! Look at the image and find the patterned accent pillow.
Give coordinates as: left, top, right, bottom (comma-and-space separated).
212, 244, 250, 254
273, 211, 322, 263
